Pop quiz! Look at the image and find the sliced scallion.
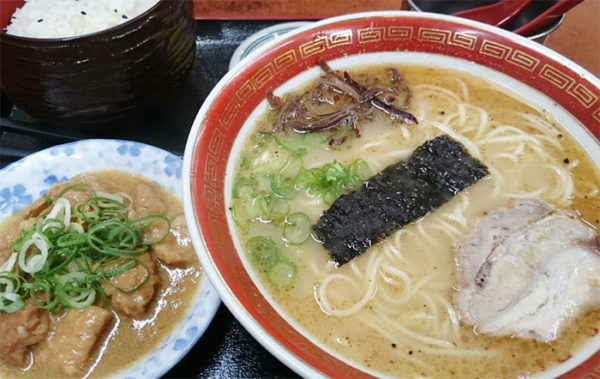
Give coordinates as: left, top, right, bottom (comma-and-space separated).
42, 198, 71, 232
101, 258, 149, 293
56, 271, 96, 309
274, 134, 308, 157
131, 215, 170, 246
0, 292, 24, 313
296, 159, 372, 204
17, 232, 49, 274
349, 159, 372, 182
283, 213, 311, 245
259, 194, 290, 221
246, 236, 279, 272
231, 197, 260, 226
268, 261, 296, 288
271, 157, 303, 199
0, 184, 171, 315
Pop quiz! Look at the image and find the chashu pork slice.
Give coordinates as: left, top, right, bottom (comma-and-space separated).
455, 198, 600, 342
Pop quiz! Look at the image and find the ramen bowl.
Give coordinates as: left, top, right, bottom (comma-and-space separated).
0, 0, 195, 126
183, 11, 600, 378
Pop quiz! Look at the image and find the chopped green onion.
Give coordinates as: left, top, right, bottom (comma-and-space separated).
237, 186, 254, 200
102, 259, 137, 278
96, 191, 128, 207
131, 215, 170, 246
253, 173, 272, 194
0, 185, 170, 315
42, 193, 53, 206
322, 189, 341, 206
246, 236, 298, 288
55, 183, 95, 199
73, 200, 100, 223
230, 131, 374, 291
0, 253, 17, 272
283, 213, 311, 245
67, 222, 85, 234
250, 132, 272, 149
56, 233, 87, 247
26, 277, 60, 312
241, 197, 262, 221
56, 271, 96, 309
0, 272, 21, 295
231, 196, 260, 226
17, 231, 49, 274
232, 176, 255, 199
274, 134, 308, 157
296, 159, 371, 205
246, 236, 279, 272
43, 198, 71, 232
271, 157, 303, 199
45, 247, 80, 275
349, 159, 372, 182
87, 219, 146, 256
0, 292, 24, 313
324, 161, 347, 183
102, 258, 149, 293
268, 261, 296, 288
259, 194, 290, 221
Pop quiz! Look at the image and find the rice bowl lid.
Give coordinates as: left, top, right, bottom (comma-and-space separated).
183, 11, 600, 378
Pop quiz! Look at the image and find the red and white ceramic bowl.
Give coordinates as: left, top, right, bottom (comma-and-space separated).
183, 11, 600, 378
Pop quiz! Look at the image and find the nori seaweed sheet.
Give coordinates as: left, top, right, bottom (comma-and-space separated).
313, 135, 489, 265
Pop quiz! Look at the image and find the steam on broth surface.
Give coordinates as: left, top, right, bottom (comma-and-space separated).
229, 64, 600, 377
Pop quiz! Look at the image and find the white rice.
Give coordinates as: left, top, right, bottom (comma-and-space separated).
5, 0, 161, 38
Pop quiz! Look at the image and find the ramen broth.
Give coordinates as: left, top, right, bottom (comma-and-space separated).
0, 171, 201, 378
230, 65, 600, 377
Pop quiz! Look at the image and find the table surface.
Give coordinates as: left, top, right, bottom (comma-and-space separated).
543, 0, 599, 78
0, 2, 598, 378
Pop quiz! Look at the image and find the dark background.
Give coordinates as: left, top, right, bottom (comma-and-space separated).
0, 20, 299, 378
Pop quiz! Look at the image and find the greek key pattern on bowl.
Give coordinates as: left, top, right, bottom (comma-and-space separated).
480, 40, 513, 59
299, 29, 353, 58
448, 32, 477, 50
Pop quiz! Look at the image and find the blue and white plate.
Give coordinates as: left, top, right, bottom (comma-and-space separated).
0, 139, 220, 378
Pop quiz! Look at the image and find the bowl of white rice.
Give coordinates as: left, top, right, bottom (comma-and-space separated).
0, 0, 196, 126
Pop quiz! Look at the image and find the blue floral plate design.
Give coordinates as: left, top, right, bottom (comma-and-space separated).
0, 139, 220, 379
